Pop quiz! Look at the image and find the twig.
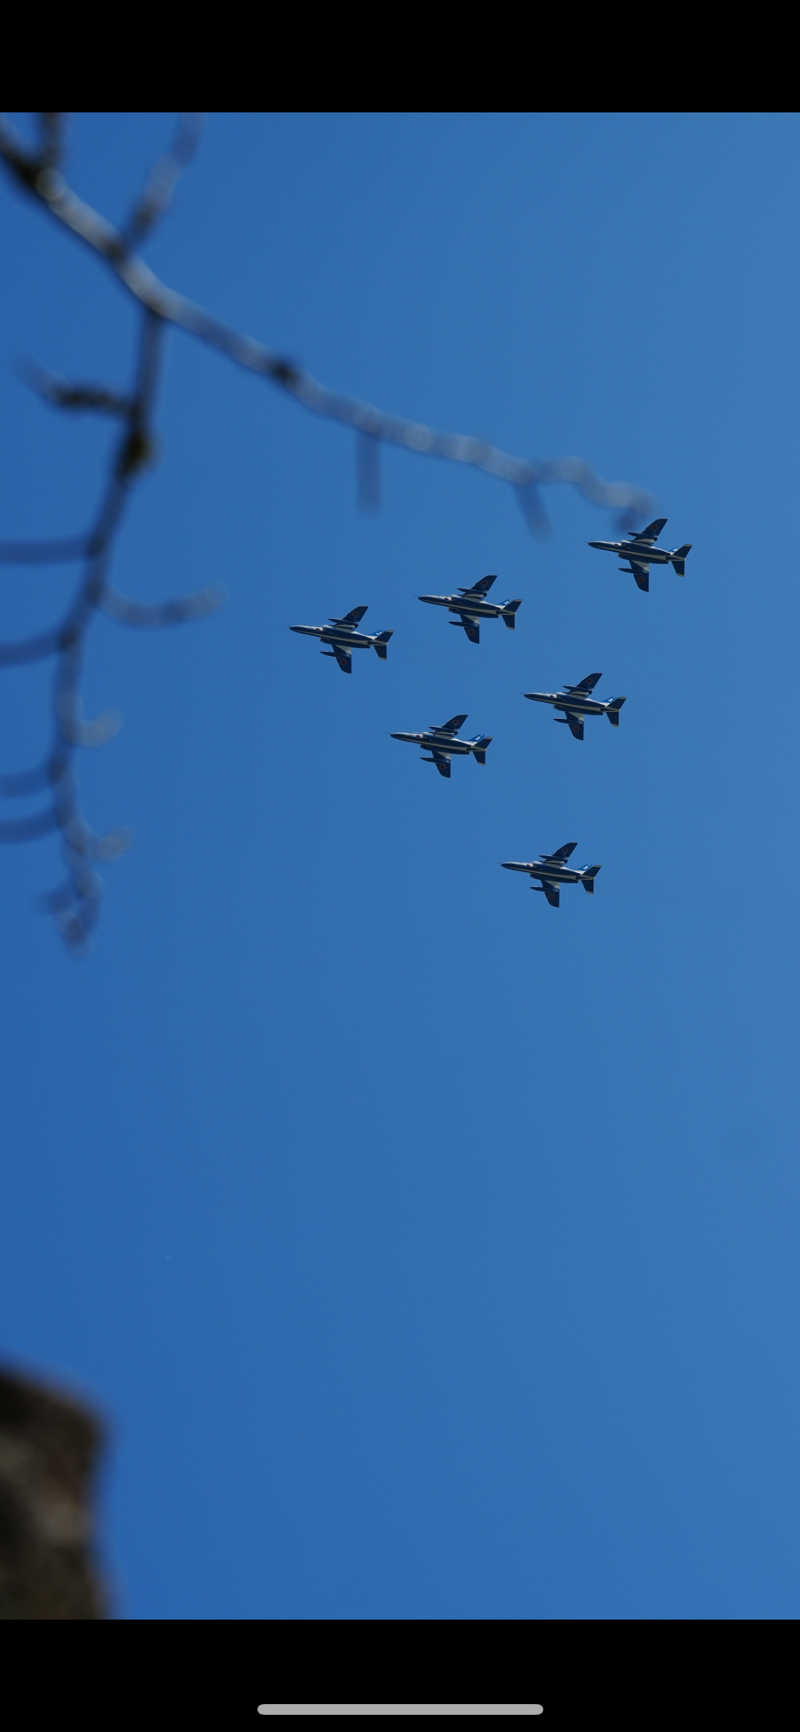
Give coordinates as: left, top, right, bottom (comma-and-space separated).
121, 112, 204, 253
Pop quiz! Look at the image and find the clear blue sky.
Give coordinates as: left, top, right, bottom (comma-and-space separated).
2, 112, 799, 1620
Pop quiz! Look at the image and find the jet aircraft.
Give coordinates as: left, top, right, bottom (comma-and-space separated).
587, 518, 691, 592
390, 714, 492, 779
417, 575, 522, 643
290, 606, 393, 674
524, 672, 626, 741
501, 842, 601, 908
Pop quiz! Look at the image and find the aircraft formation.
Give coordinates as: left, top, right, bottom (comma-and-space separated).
291, 519, 691, 908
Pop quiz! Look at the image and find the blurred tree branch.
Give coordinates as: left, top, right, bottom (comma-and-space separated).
0, 112, 655, 949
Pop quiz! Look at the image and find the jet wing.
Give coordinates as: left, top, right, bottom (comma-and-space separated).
436, 714, 468, 735
630, 518, 666, 543
566, 715, 585, 740
459, 615, 480, 644
566, 672, 602, 694
331, 643, 352, 673
337, 605, 368, 625
541, 881, 560, 907
462, 574, 496, 596
545, 842, 577, 862
627, 559, 650, 592
432, 752, 451, 779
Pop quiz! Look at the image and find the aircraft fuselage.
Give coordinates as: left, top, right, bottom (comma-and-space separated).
526, 691, 608, 717
418, 594, 506, 619
588, 539, 673, 563
391, 729, 477, 754
502, 860, 584, 885
291, 624, 375, 649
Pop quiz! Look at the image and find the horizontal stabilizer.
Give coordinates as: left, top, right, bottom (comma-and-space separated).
672, 545, 691, 576
473, 736, 492, 765
373, 629, 393, 659
502, 600, 522, 628
581, 866, 601, 893
606, 697, 626, 726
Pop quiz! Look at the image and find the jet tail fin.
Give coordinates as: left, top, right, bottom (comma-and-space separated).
501, 600, 522, 629
472, 735, 492, 765
581, 866, 601, 893
373, 630, 393, 659
606, 698, 626, 727
672, 544, 691, 576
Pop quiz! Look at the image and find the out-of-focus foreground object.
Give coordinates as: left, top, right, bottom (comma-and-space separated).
0, 1364, 109, 1618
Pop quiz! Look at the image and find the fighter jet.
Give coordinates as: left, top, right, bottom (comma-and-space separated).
289, 606, 393, 674
501, 842, 601, 908
417, 575, 522, 643
587, 518, 691, 592
390, 714, 492, 779
524, 672, 626, 741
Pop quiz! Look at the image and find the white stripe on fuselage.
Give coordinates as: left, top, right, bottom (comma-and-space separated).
555, 697, 604, 715
318, 629, 374, 647
534, 864, 580, 882
422, 596, 504, 616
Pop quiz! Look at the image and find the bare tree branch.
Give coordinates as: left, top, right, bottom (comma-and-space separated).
122, 112, 204, 252
37, 112, 67, 172
0, 114, 655, 530
0, 627, 60, 665
0, 761, 53, 798
0, 261, 190, 941
101, 584, 224, 628
0, 807, 59, 842
21, 360, 130, 416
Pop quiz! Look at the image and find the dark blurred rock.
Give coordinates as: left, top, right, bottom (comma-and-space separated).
0, 1365, 109, 1619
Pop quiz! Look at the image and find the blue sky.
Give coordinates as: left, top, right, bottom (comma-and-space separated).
1, 112, 799, 1620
